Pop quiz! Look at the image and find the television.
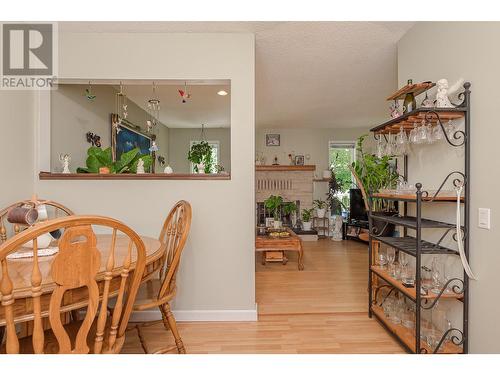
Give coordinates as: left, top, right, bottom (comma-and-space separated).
349, 188, 368, 222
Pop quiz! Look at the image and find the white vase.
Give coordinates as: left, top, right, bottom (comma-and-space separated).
23, 233, 53, 249
273, 220, 282, 229
164, 165, 173, 174
303, 221, 312, 231
316, 208, 326, 218
197, 163, 205, 174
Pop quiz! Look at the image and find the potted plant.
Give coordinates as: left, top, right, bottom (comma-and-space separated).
187, 141, 213, 173
301, 208, 314, 231
313, 199, 328, 218
282, 201, 297, 226
264, 195, 284, 229
77, 146, 152, 174
352, 135, 400, 236
326, 168, 347, 241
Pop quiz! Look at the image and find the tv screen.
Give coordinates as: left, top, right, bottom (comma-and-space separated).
350, 188, 368, 222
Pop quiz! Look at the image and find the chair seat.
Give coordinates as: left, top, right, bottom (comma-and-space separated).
1, 319, 123, 354
134, 278, 162, 308
121, 321, 178, 354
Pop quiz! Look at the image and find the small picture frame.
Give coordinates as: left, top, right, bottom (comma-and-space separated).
295, 155, 305, 165
266, 134, 280, 147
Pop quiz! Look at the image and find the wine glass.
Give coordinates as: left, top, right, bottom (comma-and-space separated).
395, 126, 409, 155
409, 122, 419, 144
399, 252, 409, 279
432, 124, 444, 142
387, 247, 396, 275
426, 123, 435, 144
378, 252, 387, 269
417, 120, 428, 144
431, 257, 443, 294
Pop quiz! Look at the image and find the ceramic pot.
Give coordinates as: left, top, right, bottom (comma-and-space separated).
316, 208, 326, 218
197, 163, 205, 174
164, 165, 173, 174
273, 220, 282, 229
303, 221, 312, 231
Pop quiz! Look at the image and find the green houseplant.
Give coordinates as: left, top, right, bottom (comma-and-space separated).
77, 146, 152, 174
282, 201, 297, 226
326, 168, 346, 216
301, 208, 314, 231
187, 141, 214, 173
313, 199, 328, 218
352, 134, 399, 235
264, 195, 283, 228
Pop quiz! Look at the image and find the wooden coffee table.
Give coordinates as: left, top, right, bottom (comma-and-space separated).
255, 228, 304, 270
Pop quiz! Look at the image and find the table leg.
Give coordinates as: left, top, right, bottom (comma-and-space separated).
261, 252, 266, 265
0, 326, 5, 345
297, 246, 304, 271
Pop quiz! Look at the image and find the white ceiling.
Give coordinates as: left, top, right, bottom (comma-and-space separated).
60, 21, 414, 129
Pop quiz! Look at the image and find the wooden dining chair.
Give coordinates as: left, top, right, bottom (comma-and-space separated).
132, 200, 192, 354
0, 215, 146, 354
0, 198, 74, 243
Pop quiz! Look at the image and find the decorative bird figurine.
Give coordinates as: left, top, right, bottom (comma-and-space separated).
84, 85, 96, 101
178, 89, 191, 103
178, 82, 191, 103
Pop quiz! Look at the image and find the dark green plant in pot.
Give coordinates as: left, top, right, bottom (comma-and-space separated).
77, 146, 152, 174
326, 168, 346, 216
264, 195, 283, 221
281, 201, 297, 225
301, 208, 314, 222
352, 135, 399, 212
187, 141, 214, 173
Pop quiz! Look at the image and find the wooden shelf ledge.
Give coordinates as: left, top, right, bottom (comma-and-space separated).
371, 305, 463, 354
39, 172, 231, 180
371, 266, 463, 301
255, 165, 316, 172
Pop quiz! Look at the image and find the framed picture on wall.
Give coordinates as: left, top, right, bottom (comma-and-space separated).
295, 155, 305, 165
266, 134, 280, 146
111, 113, 152, 168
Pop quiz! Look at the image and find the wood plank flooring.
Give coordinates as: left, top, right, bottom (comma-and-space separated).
123, 238, 403, 354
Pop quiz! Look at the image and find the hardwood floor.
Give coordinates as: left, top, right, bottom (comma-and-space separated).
123, 238, 403, 354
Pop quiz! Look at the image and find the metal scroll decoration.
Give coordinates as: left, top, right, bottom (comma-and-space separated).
420, 277, 465, 310
421, 171, 466, 202
424, 111, 466, 147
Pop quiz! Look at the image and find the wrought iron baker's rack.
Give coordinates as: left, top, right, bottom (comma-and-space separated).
367, 82, 471, 354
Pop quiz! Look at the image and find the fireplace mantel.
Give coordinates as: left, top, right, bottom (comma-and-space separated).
255, 165, 315, 172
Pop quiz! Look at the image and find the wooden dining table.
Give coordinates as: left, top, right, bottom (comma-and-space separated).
0, 234, 165, 329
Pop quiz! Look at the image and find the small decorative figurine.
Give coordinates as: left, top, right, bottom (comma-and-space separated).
59, 154, 71, 174
136, 158, 145, 174
435, 79, 454, 108
178, 81, 192, 103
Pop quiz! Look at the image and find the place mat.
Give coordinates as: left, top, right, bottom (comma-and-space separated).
6, 247, 59, 260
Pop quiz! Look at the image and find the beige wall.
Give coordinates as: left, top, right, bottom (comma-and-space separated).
0, 91, 35, 208
29, 32, 255, 315
168, 128, 231, 173
256, 127, 371, 200
50, 84, 170, 172
398, 22, 500, 353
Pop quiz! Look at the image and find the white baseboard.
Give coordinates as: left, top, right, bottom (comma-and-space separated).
130, 304, 258, 322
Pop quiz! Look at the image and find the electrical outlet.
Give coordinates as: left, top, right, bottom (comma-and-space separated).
478, 208, 491, 230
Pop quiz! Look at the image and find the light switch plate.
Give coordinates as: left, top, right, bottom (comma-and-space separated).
478, 208, 491, 229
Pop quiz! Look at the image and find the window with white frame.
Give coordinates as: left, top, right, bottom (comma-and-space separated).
190, 140, 220, 173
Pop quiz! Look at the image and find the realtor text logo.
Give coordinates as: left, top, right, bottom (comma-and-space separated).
1, 23, 57, 89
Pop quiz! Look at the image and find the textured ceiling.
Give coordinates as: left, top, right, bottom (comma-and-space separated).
59, 21, 414, 129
